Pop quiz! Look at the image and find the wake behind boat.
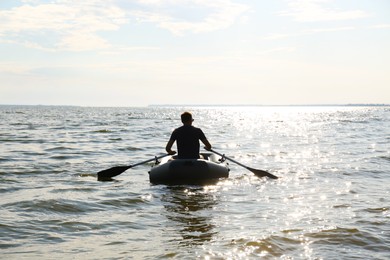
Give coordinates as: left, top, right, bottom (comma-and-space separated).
148, 153, 229, 185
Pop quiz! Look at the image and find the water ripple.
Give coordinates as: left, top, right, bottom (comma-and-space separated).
0, 105, 389, 259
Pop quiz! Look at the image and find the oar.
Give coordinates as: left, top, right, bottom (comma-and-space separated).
210, 149, 278, 179
97, 154, 170, 181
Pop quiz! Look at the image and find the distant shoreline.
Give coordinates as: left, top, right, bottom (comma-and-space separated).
148, 104, 390, 107
0, 104, 389, 108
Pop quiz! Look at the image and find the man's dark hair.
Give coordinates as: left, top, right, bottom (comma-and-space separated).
181, 112, 193, 123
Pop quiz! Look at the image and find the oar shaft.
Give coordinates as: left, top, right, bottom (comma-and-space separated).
131, 154, 169, 168
210, 149, 278, 179
210, 149, 248, 169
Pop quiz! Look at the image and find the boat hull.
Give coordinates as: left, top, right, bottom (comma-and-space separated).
149, 153, 229, 185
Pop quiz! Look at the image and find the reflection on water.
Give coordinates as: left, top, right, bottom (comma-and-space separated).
160, 185, 218, 247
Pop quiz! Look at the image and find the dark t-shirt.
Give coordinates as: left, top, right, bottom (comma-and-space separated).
169, 125, 206, 159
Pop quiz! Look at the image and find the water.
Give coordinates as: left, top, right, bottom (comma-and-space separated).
0, 105, 389, 259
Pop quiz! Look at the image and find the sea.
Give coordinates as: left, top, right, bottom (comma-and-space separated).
0, 105, 389, 259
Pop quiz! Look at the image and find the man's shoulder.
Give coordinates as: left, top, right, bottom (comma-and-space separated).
174, 125, 202, 133
189, 125, 203, 132
176, 125, 200, 130
172, 125, 188, 134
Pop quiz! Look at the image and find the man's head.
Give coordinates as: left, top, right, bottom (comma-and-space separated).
181, 112, 194, 124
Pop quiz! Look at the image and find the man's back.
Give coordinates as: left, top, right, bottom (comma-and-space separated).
165, 112, 212, 159
171, 125, 206, 159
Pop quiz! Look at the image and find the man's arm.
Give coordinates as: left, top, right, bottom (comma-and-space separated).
201, 138, 212, 151
165, 139, 176, 155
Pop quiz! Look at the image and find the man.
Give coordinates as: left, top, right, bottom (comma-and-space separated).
166, 112, 212, 159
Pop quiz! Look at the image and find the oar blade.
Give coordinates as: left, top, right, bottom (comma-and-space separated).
210, 149, 278, 179
248, 167, 278, 179
97, 165, 132, 181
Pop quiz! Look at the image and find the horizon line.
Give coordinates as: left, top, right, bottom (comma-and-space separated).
0, 103, 389, 108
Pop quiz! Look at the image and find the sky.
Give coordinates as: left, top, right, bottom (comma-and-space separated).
0, 0, 389, 106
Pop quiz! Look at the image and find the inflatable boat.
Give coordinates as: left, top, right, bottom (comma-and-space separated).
149, 153, 229, 185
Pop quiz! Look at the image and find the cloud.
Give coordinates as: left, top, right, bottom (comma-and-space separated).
279, 0, 369, 22
0, 0, 127, 51
264, 26, 355, 40
369, 24, 390, 29
257, 47, 297, 55
131, 0, 250, 35
0, 0, 249, 51
0, 62, 32, 75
